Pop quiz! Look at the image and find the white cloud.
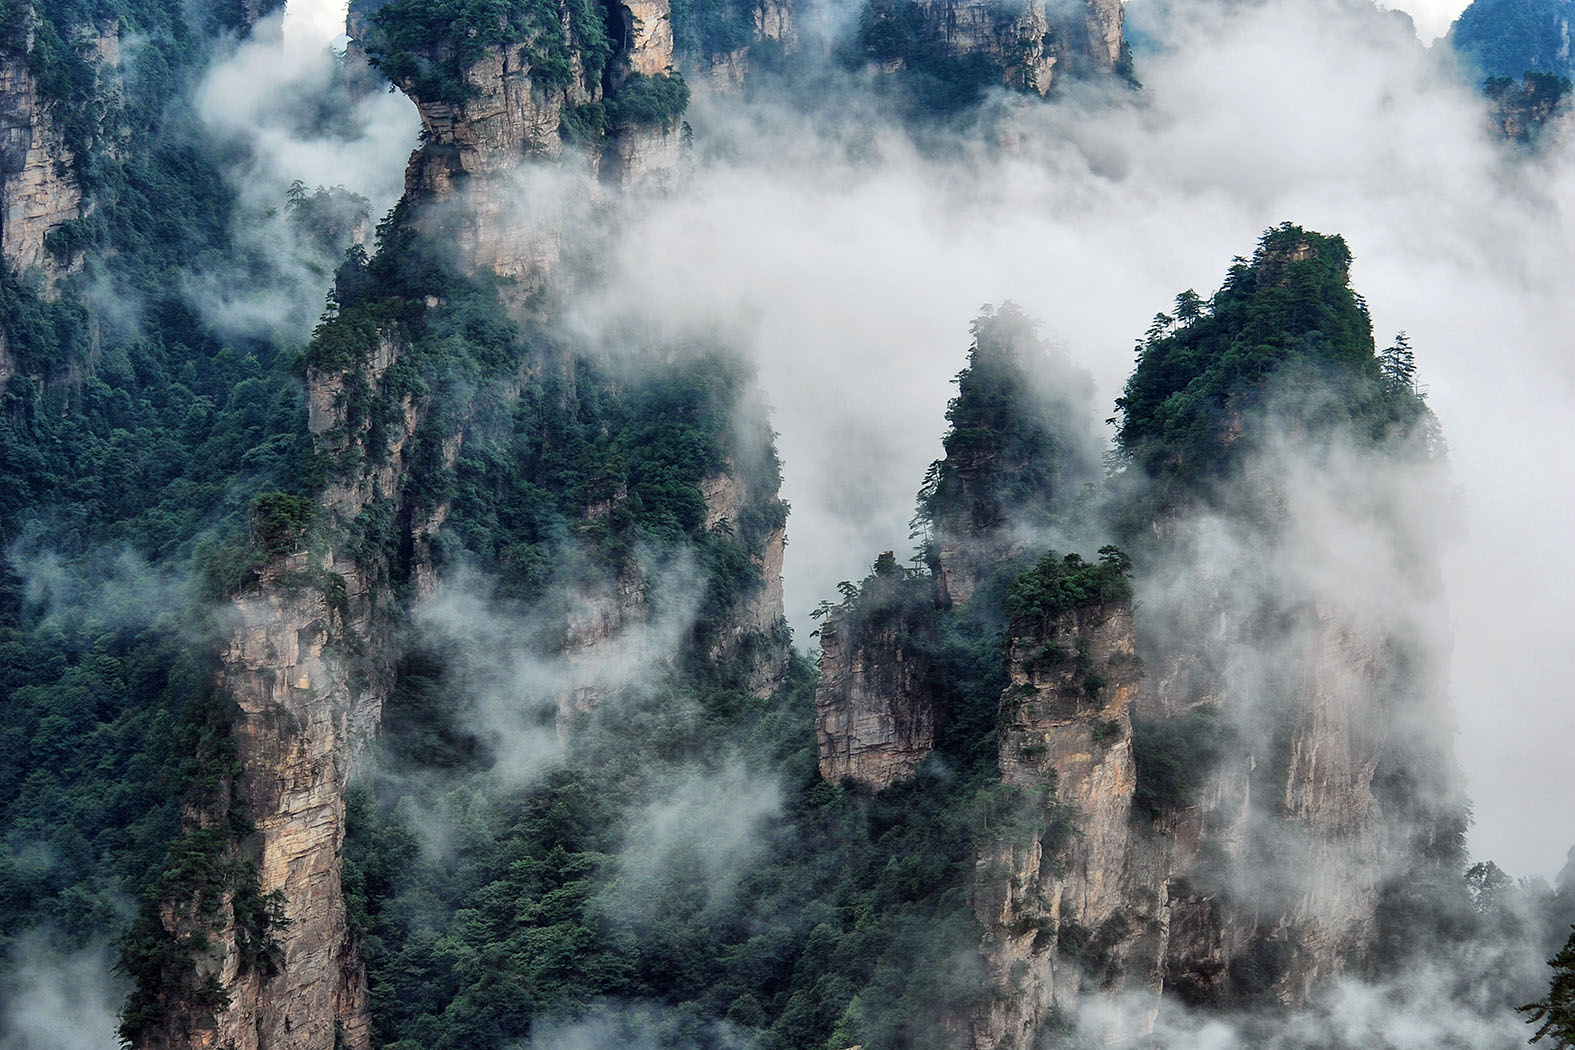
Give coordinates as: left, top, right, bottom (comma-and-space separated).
555, 0, 1575, 880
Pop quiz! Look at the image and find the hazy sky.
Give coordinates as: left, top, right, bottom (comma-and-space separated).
282, 0, 350, 52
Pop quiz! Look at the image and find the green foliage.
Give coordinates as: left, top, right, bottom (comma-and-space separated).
249, 492, 320, 559
849, 0, 1006, 116
558, 100, 608, 145
605, 72, 691, 130
1130, 706, 1232, 820
1522, 926, 1575, 1048
914, 303, 1092, 543
1113, 224, 1433, 484
1003, 546, 1133, 625
669, 0, 755, 58
1451, 0, 1575, 79
0, 0, 320, 1020
345, 649, 1047, 1050
365, 0, 611, 103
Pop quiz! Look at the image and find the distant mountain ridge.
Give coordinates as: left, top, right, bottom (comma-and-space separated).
1449, 0, 1575, 78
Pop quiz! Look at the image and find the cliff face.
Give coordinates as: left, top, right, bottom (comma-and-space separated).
1146, 599, 1400, 1007
0, 19, 120, 289
681, 0, 798, 96
139, 332, 452, 1050
700, 468, 791, 697
378, 0, 686, 283
1484, 73, 1571, 141
810, 232, 1459, 1044
972, 598, 1163, 1048
395, 40, 599, 282
814, 577, 937, 789
868, 0, 1123, 94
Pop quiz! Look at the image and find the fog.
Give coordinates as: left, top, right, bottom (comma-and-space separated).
0, 938, 123, 1050
545, 0, 1575, 882
189, 7, 417, 341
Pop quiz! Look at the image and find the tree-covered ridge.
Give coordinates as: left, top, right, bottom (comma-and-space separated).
1449, 0, 1575, 79
363, 0, 615, 103
0, 0, 318, 976
1003, 546, 1133, 625
341, 288, 1153, 1050
307, 207, 784, 644
913, 299, 1096, 569
1113, 223, 1434, 483
915, 303, 1094, 540
345, 552, 1052, 1050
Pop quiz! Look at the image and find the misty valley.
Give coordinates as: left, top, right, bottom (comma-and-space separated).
1, 0, 1574, 1049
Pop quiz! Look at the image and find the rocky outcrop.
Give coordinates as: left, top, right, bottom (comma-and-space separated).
1485, 73, 1571, 141
622, 0, 677, 75
1150, 603, 1397, 1007
556, 561, 652, 728
814, 573, 937, 788
207, 555, 385, 1050
866, 0, 1123, 95
972, 599, 1162, 1049
0, 20, 116, 288
394, 40, 595, 281
140, 331, 456, 1050
681, 0, 797, 95
378, 0, 686, 283
599, 121, 683, 194
700, 468, 791, 697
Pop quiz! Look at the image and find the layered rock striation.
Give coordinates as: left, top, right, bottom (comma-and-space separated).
973, 597, 1163, 1048
137, 330, 448, 1050
0, 17, 120, 289
861, 0, 1124, 96
358, 0, 694, 283
814, 568, 938, 788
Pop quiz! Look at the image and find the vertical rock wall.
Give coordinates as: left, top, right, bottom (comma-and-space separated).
0, 19, 120, 289
814, 590, 938, 788
140, 332, 458, 1050
971, 599, 1162, 1049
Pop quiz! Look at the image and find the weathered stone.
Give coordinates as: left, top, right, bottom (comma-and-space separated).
814, 593, 937, 788
971, 599, 1161, 1049
0, 20, 121, 291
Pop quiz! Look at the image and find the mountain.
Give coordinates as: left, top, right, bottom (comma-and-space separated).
1449, 0, 1575, 79
0, 1, 1562, 1050
813, 227, 1469, 1046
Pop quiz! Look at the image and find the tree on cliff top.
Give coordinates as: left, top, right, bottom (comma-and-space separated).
1111, 223, 1434, 484
914, 302, 1097, 545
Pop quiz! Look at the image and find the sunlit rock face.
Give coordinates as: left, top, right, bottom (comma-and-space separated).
0, 19, 120, 291
815, 598, 940, 789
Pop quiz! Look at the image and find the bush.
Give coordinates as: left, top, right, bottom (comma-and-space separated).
1003, 546, 1132, 625
605, 73, 691, 130
249, 492, 320, 559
